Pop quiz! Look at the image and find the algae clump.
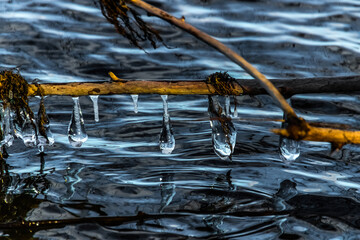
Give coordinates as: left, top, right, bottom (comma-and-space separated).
206, 72, 237, 96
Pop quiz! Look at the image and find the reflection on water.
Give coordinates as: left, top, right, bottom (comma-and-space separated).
1, 0, 360, 238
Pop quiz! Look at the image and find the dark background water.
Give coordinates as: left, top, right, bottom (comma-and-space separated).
1, 0, 360, 239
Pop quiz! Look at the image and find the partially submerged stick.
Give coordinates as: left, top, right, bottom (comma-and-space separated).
273, 125, 360, 147
22, 75, 360, 97
26, 79, 243, 96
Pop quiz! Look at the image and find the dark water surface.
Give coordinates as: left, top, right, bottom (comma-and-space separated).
1, 0, 360, 239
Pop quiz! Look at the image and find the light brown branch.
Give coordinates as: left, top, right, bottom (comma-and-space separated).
273, 125, 360, 145
24, 75, 360, 97
26, 80, 243, 96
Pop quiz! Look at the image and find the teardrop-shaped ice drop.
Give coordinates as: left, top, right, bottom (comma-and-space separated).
208, 95, 237, 160
37, 97, 55, 152
279, 136, 300, 161
68, 97, 88, 147
159, 117, 175, 154
159, 95, 175, 154
131, 94, 139, 114
279, 109, 300, 162
89, 95, 99, 122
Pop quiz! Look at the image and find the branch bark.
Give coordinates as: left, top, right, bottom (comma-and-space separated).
26, 80, 243, 96
273, 125, 360, 145
243, 75, 360, 97
24, 75, 360, 97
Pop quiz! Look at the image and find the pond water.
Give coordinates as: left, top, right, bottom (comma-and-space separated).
1, 0, 360, 239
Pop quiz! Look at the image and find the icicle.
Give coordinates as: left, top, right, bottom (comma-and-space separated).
161, 95, 169, 121
225, 95, 231, 117
131, 94, 139, 114
68, 97, 88, 147
89, 95, 99, 122
279, 100, 300, 162
0, 104, 13, 147
37, 97, 54, 152
159, 95, 175, 154
208, 95, 237, 160
11, 106, 36, 147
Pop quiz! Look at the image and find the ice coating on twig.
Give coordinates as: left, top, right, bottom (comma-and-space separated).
90, 95, 99, 122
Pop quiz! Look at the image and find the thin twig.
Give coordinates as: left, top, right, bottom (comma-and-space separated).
273, 125, 360, 145
127, 0, 296, 118
23, 75, 360, 97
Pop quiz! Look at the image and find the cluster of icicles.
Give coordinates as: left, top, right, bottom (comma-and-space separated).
1, 94, 300, 161
74, 94, 300, 161
208, 95, 299, 161
0, 97, 55, 153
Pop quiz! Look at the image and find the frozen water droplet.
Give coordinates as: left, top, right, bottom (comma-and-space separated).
68, 97, 88, 147
279, 137, 300, 161
0, 104, 14, 147
131, 94, 139, 113
37, 98, 54, 152
160, 119, 175, 154
208, 95, 237, 160
279, 107, 300, 162
159, 95, 175, 154
89, 95, 99, 122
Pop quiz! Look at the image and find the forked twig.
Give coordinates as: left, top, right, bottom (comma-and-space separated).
126, 0, 296, 118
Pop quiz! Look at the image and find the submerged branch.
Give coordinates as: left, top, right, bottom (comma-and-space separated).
22, 75, 360, 97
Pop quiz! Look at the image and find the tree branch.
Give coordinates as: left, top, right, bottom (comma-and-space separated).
127, 0, 297, 118
273, 125, 360, 146
23, 75, 360, 97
